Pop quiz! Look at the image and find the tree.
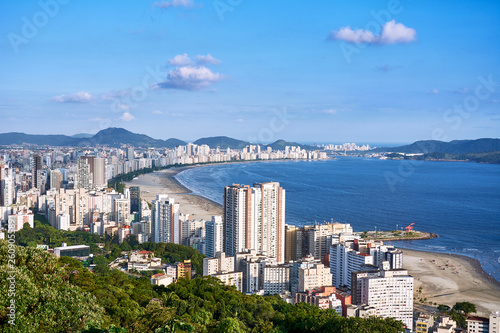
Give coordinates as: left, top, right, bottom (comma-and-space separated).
452, 302, 476, 316
437, 304, 450, 312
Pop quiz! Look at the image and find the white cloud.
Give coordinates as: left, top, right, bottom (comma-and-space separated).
52, 91, 92, 103
378, 20, 416, 44
323, 109, 337, 115
152, 0, 195, 9
235, 118, 244, 123
120, 112, 135, 122
168, 53, 193, 66
196, 54, 221, 65
328, 20, 416, 45
428, 89, 439, 95
153, 110, 163, 115
155, 66, 222, 90
455, 87, 469, 94
329, 27, 376, 44
89, 117, 103, 122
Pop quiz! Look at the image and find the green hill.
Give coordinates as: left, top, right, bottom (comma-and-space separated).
374, 138, 500, 154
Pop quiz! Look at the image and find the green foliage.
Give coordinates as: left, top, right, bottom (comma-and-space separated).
140, 242, 204, 276
0, 241, 104, 332
452, 301, 476, 315
438, 301, 477, 329
437, 304, 450, 312
1, 239, 408, 333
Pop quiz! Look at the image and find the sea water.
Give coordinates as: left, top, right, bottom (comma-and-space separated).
176, 157, 500, 281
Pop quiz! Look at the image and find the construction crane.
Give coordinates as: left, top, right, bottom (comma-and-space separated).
405, 223, 415, 231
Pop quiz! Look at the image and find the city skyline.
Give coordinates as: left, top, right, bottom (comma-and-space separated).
1, 0, 499, 143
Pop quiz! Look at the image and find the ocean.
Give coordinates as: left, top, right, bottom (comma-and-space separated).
175, 157, 500, 281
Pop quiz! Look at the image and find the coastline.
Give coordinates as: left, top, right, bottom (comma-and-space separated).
401, 248, 500, 316
125, 161, 500, 315
124, 165, 223, 221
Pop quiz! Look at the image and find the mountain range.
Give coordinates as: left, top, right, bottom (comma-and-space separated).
0, 127, 316, 150
375, 138, 500, 154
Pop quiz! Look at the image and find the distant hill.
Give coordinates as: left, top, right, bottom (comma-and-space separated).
82, 128, 185, 148
0, 128, 319, 150
0, 132, 79, 146
263, 139, 316, 151
0, 128, 186, 148
71, 133, 93, 138
194, 136, 249, 149
374, 138, 500, 154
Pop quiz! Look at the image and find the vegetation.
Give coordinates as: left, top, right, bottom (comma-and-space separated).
437, 301, 477, 328
14, 217, 204, 275
0, 241, 406, 332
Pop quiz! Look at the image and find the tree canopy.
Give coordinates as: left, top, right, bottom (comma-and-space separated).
0, 241, 406, 332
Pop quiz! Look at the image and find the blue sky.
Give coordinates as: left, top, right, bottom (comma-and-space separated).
1, 0, 499, 143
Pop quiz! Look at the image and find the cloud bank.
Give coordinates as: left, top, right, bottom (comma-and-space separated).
328, 20, 416, 45
52, 91, 92, 103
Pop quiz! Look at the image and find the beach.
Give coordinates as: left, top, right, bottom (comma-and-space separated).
124, 166, 222, 221
124, 166, 500, 316
402, 248, 500, 316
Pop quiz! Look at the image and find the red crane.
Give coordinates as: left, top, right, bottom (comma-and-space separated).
405, 223, 415, 231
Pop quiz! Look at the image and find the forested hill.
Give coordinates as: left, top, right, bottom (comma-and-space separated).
0, 224, 406, 332
374, 138, 500, 154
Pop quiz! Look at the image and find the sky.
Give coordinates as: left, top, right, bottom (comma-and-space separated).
0, 0, 499, 144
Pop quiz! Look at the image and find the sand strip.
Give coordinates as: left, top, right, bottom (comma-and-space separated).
402, 248, 500, 316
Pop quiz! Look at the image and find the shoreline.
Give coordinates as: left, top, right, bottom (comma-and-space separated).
125, 161, 500, 314
401, 247, 500, 315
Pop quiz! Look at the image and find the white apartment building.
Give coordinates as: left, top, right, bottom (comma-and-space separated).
223, 182, 285, 263
330, 241, 374, 288
298, 262, 332, 293
259, 260, 290, 295
491, 311, 500, 333
151, 194, 180, 244
205, 215, 223, 257
212, 271, 243, 292
203, 252, 235, 276
357, 269, 414, 331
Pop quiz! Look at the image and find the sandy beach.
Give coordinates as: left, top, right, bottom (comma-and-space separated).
124, 166, 500, 316
124, 166, 223, 221
402, 248, 500, 316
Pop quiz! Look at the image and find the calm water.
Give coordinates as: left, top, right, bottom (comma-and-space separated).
176, 158, 500, 281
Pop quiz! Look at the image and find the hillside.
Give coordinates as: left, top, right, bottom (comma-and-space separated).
374, 138, 500, 154
0, 132, 79, 146
263, 139, 317, 151
84, 127, 186, 148
194, 136, 249, 149
0, 128, 186, 148
0, 238, 406, 332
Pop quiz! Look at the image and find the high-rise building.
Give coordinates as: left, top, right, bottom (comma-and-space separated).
298, 262, 332, 293
330, 240, 374, 288
223, 182, 285, 262
307, 223, 353, 260
129, 186, 141, 214
353, 268, 414, 331
93, 157, 106, 188
151, 194, 180, 243
126, 147, 135, 161
76, 156, 106, 190
33, 154, 42, 190
223, 184, 252, 257
203, 252, 234, 276
50, 169, 63, 190
205, 215, 223, 257
0, 165, 14, 207
490, 311, 500, 333
77, 156, 94, 190
113, 198, 131, 225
